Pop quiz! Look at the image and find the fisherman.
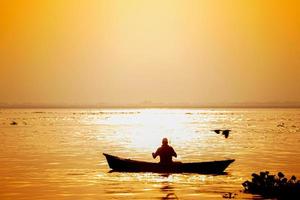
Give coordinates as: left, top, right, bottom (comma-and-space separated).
152, 138, 177, 164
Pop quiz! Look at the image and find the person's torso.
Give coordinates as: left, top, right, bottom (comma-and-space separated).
158, 145, 174, 164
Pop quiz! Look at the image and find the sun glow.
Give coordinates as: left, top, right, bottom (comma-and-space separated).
1, 1, 299, 107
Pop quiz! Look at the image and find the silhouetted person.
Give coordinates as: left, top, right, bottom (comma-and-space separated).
152, 138, 177, 164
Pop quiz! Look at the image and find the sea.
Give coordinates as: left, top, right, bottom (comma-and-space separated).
1, 108, 300, 199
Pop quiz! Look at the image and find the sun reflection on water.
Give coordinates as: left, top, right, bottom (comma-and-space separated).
103, 109, 203, 152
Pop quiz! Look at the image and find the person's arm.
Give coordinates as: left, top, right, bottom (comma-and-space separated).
171, 147, 177, 158
152, 148, 160, 159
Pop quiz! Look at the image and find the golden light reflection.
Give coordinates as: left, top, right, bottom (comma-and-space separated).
104, 110, 203, 152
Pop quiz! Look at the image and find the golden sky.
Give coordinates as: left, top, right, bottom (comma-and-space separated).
0, 0, 300, 107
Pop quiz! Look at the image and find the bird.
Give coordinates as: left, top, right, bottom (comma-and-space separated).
222, 129, 231, 138
212, 129, 231, 138
213, 129, 222, 134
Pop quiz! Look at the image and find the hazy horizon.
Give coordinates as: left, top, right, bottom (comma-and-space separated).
1, 101, 300, 109
1, 0, 300, 107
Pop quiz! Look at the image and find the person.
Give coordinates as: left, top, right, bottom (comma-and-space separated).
152, 138, 177, 164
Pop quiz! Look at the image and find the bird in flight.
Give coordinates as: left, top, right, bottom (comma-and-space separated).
212, 129, 231, 138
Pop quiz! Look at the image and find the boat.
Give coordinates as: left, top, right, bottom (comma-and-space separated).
103, 153, 235, 174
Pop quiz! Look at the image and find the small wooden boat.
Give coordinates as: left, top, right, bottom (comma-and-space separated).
103, 153, 235, 174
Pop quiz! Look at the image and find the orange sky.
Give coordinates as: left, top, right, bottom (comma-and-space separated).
0, 0, 300, 107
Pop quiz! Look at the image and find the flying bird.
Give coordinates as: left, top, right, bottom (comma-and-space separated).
213, 129, 221, 134
212, 129, 231, 138
222, 129, 231, 138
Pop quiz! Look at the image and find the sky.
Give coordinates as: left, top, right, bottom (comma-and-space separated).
0, 0, 300, 107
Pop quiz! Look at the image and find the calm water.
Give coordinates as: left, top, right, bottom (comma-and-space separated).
1, 108, 300, 199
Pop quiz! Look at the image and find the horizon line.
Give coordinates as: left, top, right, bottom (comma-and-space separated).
1, 105, 300, 109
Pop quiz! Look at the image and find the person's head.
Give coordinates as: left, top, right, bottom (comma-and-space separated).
162, 138, 168, 145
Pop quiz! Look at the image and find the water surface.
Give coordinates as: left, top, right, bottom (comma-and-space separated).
1, 108, 300, 199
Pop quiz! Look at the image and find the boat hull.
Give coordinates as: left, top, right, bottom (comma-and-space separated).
103, 153, 234, 174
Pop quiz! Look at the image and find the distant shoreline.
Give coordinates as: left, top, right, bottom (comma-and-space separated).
1, 105, 300, 109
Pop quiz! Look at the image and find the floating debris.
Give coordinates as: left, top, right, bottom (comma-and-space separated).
223, 192, 237, 198
10, 121, 18, 125
32, 111, 46, 114
277, 122, 285, 127
162, 193, 178, 200
242, 171, 300, 199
